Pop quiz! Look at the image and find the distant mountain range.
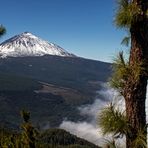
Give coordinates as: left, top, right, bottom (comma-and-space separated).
0, 32, 112, 133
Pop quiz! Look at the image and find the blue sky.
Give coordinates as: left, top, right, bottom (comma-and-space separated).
0, 0, 126, 62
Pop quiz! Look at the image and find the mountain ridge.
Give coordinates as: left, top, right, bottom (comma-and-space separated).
0, 32, 76, 58
0, 55, 112, 128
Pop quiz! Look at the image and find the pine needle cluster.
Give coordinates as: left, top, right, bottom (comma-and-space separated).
110, 52, 144, 95
0, 25, 6, 37
114, 0, 146, 29
98, 103, 147, 147
132, 128, 147, 148
98, 103, 127, 138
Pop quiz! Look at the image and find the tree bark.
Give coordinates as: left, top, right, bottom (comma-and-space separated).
124, 0, 148, 147
125, 78, 147, 147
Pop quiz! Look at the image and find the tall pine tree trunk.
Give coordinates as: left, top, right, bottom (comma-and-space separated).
124, 0, 148, 147
125, 78, 147, 147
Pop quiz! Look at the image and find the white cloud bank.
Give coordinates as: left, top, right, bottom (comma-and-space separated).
60, 83, 117, 146
60, 121, 102, 145
60, 83, 148, 147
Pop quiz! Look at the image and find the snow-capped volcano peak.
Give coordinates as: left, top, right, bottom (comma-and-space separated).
0, 32, 76, 58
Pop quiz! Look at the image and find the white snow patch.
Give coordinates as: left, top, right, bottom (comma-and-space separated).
0, 32, 75, 58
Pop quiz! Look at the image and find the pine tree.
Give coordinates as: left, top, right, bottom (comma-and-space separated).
0, 25, 6, 38
21, 110, 37, 148
113, 0, 148, 147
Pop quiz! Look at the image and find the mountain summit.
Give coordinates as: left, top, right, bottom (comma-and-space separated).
0, 32, 75, 58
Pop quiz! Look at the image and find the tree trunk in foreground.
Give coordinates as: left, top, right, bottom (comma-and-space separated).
125, 78, 147, 147
124, 0, 148, 147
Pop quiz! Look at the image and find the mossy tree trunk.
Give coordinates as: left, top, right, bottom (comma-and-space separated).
124, 0, 148, 147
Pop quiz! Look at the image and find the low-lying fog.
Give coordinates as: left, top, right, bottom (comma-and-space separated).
60, 83, 148, 146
